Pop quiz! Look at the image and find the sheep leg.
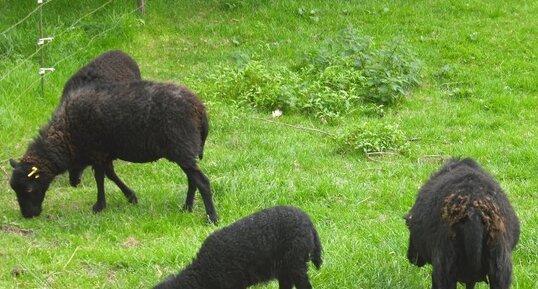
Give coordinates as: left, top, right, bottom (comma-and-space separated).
488, 246, 512, 289
282, 259, 312, 289
183, 177, 196, 212
92, 166, 106, 213
431, 244, 457, 289
104, 162, 138, 204
431, 268, 457, 289
465, 282, 475, 289
290, 266, 312, 289
277, 274, 293, 289
431, 275, 438, 289
180, 164, 217, 224
68, 165, 86, 187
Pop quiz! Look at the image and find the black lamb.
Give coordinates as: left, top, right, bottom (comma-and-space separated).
153, 206, 323, 289
9, 80, 215, 223
61, 49, 142, 187
404, 158, 520, 289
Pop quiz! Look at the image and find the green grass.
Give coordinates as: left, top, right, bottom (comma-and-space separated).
1, 0, 538, 288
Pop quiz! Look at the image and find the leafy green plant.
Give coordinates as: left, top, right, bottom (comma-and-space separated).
335, 122, 410, 155
203, 27, 421, 121
301, 28, 421, 106
361, 38, 421, 105
446, 87, 474, 98
297, 7, 320, 22
207, 61, 300, 111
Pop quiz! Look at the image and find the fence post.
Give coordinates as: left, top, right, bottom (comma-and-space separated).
38, 0, 45, 98
37, 0, 54, 99
137, 0, 145, 15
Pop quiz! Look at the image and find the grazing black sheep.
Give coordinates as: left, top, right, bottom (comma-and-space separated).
9, 80, 215, 223
153, 206, 322, 289
61, 50, 142, 187
405, 158, 520, 289
61, 49, 141, 100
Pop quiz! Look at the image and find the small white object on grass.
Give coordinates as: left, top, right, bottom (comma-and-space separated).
271, 109, 282, 118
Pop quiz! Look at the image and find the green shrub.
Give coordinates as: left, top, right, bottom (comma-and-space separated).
301, 28, 421, 106
208, 61, 300, 111
204, 27, 421, 121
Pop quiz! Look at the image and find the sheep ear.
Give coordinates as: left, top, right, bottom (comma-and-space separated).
9, 159, 19, 168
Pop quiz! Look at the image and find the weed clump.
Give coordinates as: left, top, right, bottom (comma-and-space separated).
205, 27, 421, 122
301, 27, 421, 106
335, 122, 410, 155
207, 61, 299, 112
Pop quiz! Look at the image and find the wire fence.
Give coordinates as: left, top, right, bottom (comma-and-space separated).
13, 76, 43, 103
51, 6, 142, 69
0, 0, 55, 36
0, 46, 44, 83
0, 1, 144, 99
0, 0, 115, 84
53, 0, 113, 39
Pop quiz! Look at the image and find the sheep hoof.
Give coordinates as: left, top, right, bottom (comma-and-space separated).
207, 213, 218, 225
68, 168, 84, 187
183, 204, 194, 212
92, 203, 106, 213
128, 195, 138, 204
69, 176, 82, 187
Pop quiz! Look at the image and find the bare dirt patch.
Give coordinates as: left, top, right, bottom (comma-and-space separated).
1, 224, 33, 236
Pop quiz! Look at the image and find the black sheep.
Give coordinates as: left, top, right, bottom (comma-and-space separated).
61, 49, 141, 100
61, 50, 142, 187
405, 158, 520, 289
9, 80, 215, 223
153, 206, 323, 289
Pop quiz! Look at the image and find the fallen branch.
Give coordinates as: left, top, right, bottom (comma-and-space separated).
356, 197, 370, 206
441, 81, 464, 87
366, 151, 401, 161
249, 116, 335, 137
418, 154, 447, 164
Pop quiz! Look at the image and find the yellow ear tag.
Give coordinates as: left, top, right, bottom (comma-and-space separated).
28, 166, 39, 178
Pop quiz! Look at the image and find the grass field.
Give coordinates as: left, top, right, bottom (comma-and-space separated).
1, 0, 538, 288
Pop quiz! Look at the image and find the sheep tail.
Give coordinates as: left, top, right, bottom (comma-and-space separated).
463, 207, 484, 274
199, 112, 209, 160
311, 227, 323, 269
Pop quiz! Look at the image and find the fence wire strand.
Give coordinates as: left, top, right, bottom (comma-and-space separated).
54, 0, 114, 39
1, 1, 138, 87
0, 46, 44, 83
14, 76, 43, 101
51, 6, 141, 69
0, 0, 55, 36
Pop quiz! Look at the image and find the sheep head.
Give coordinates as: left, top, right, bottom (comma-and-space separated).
9, 159, 52, 218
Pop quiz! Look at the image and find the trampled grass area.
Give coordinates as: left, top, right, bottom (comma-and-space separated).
1, 0, 538, 288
